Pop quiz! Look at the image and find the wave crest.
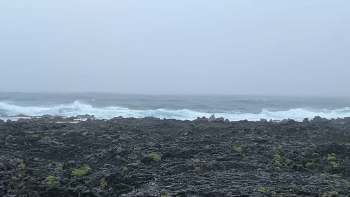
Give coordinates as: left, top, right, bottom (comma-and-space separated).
1, 101, 350, 121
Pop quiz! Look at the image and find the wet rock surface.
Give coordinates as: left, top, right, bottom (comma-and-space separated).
0, 118, 350, 197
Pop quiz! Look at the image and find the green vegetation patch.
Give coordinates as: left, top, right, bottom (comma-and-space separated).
72, 165, 90, 178
130, 162, 139, 167
99, 179, 108, 190
148, 153, 161, 162
46, 175, 54, 183
332, 174, 341, 178
5, 135, 13, 141
258, 187, 267, 193
274, 154, 282, 167
43, 136, 51, 141
133, 147, 141, 151
285, 159, 292, 165
11, 176, 19, 181
306, 162, 313, 168
18, 163, 25, 169
327, 153, 336, 161
236, 147, 243, 153
191, 159, 200, 163
330, 161, 338, 168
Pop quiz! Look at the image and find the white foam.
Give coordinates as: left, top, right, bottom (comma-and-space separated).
1, 101, 350, 121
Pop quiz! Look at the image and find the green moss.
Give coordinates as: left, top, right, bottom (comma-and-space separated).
345, 143, 350, 147
11, 176, 19, 181
327, 153, 336, 161
148, 153, 161, 162
306, 162, 313, 168
274, 154, 281, 161
274, 154, 282, 167
5, 135, 13, 141
18, 163, 25, 169
130, 162, 139, 167
133, 147, 141, 151
332, 174, 341, 178
32, 134, 39, 138
271, 191, 277, 196
71, 166, 89, 179
275, 160, 282, 167
194, 167, 201, 171
134, 147, 141, 151
258, 187, 267, 193
330, 161, 338, 168
236, 147, 243, 153
191, 159, 200, 163
34, 158, 40, 162
99, 179, 107, 190
72, 169, 86, 178
43, 136, 51, 141
285, 159, 292, 165
46, 175, 54, 183
161, 195, 168, 197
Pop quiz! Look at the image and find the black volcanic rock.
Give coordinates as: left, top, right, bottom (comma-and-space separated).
208, 114, 216, 122
0, 118, 350, 196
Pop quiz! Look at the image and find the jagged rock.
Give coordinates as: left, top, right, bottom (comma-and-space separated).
76, 114, 95, 119
194, 116, 208, 122
311, 116, 328, 123
208, 114, 216, 122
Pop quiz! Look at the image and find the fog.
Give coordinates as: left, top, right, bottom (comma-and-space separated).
0, 0, 349, 96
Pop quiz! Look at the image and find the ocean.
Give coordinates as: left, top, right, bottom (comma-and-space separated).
1, 93, 350, 121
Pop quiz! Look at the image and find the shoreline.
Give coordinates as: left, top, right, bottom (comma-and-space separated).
1, 114, 350, 124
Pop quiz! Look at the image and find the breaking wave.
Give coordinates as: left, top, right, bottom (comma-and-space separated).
1, 101, 350, 121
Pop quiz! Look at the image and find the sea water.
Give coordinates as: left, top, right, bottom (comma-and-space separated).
1, 93, 350, 121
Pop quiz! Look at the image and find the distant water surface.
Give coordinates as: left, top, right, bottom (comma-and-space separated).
1, 93, 350, 121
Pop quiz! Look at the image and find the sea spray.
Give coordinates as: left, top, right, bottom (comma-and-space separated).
1, 101, 350, 121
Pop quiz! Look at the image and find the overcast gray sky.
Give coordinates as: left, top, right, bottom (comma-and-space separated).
0, 1, 349, 96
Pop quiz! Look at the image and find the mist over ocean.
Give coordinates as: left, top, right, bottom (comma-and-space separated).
1, 93, 350, 121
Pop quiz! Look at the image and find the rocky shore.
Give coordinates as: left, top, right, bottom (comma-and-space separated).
0, 117, 350, 197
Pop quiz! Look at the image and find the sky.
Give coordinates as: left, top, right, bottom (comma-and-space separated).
0, 0, 349, 96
